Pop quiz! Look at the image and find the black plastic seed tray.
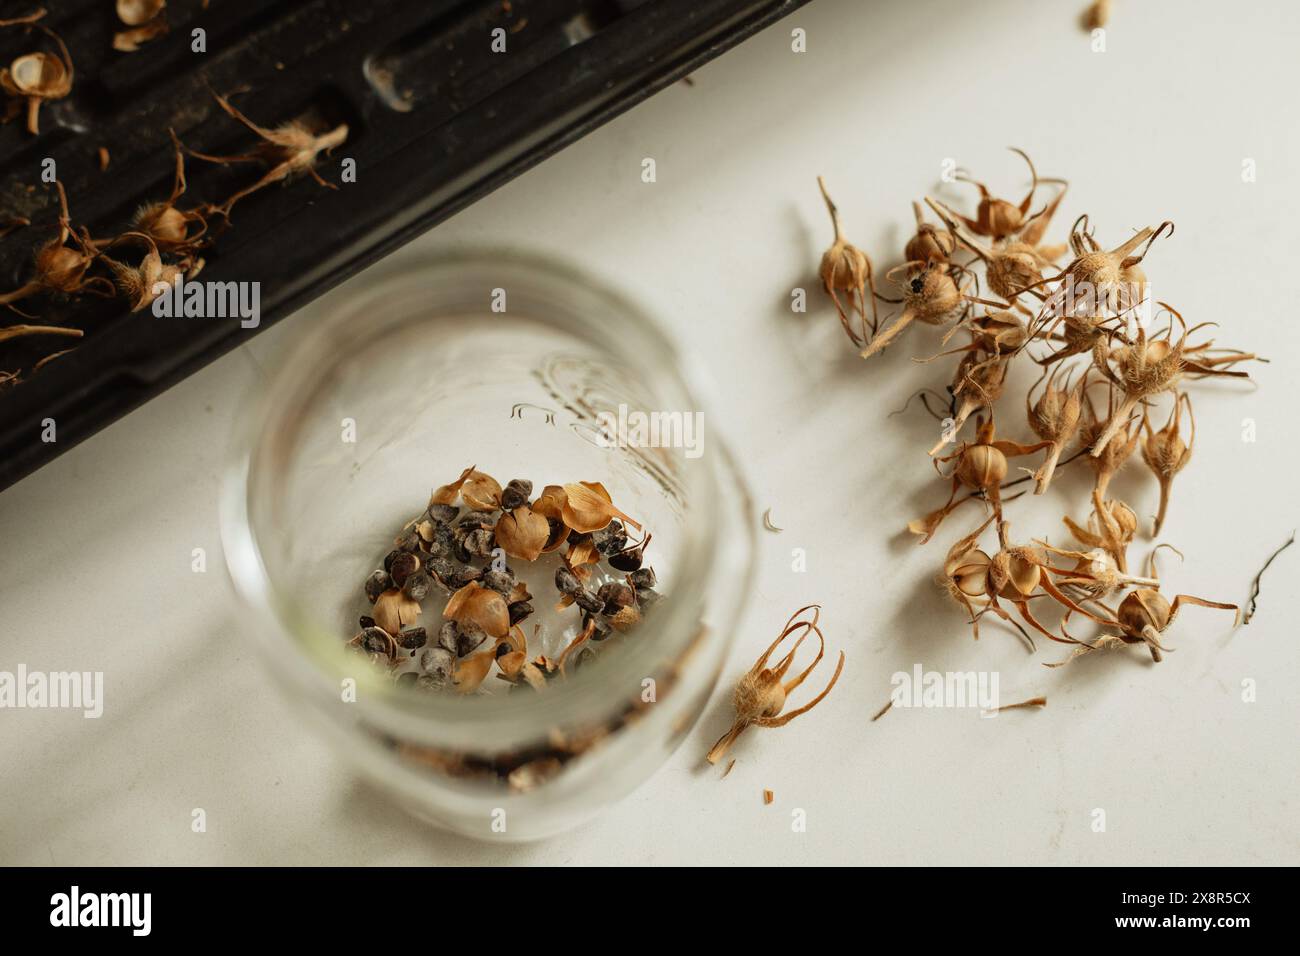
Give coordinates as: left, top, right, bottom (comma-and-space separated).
0, 0, 806, 493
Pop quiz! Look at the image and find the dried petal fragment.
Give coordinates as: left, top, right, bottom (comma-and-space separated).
561, 481, 641, 534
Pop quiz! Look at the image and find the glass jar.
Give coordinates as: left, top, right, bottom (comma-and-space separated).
221, 250, 755, 840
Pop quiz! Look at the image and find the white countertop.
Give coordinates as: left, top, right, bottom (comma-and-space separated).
3, 0, 1298, 865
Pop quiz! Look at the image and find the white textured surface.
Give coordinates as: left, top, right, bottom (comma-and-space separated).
2, 0, 1298, 865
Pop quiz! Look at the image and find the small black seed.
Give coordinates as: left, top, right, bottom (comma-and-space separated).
608, 547, 643, 572
361, 626, 390, 655
575, 589, 603, 614
456, 622, 487, 657
629, 567, 657, 589
482, 568, 515, 596
389, 551, 420, 587
426, 503, 459, 524
555, 566, 581, 595
395, 528, 422, 553
402, 570, 432, 602
508, 600, 533, 625
365, 569, 392, 603
500, 478, 533, 511
359, 614, 376, 629
398, 625, 427, 650
432, 622, 457, 655
382, 549, 404, 573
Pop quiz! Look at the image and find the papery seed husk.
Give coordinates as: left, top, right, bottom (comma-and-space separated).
494, 505, 550, 561
561, 481, 641, 534
444, 581, 509, 639
373, 588, 420, 636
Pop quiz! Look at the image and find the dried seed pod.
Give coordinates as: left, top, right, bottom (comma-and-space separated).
1113, 587, 1237, 663
561, 481, 641, 534
861, 262, 965, 359
1026, 367, 1084, 494
494, 505, 550, 561
100, 232, 196, 312
905, 201, 955, 266
1091, 307, 1252, 456
184, 87, 349, 218
373, 588, 420, 636
926, 196, 1043, 302
1078, 387, 1140, 498
911, 417, 1049, 545
951, 148, 1043, 241
0, 14, 73, 135
444, 581, 509, 639
1035, 219, 1173, 320
929, 350, 1007, 454
1, 183, 113, 306
113, 0, 168, 52
816, 176, 878, 345
1065, 496, 1138, 573
940, 515, 996, 636
1141, 393, 1194, 536
706, 605, 844, 765
1036, 543, 1157, 600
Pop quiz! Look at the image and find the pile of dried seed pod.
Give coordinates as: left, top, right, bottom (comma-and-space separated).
351, 466, 661, 694
816, 152, 1260, 664
1, 19, 347, 389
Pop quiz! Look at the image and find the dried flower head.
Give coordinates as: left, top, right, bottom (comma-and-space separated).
1065, 495, 1138, 574
816, 176, 878, 345
1141, 393, 1193, 536
101, 232, 198, 311
0, 11, 72, 135
861, 261, 965, 359
1026, 366, 1083, 494
0, 182, 112, 307
905, 200, 956, 267
950, 148, 1046, 242
114, 0, 168, 51
706, 605, 844, 765
184, 87, 348, 218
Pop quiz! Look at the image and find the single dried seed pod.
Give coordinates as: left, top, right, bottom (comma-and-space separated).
816, 176, 878, 345
1141, 393, 1193, 536
905, 201, 956, 266
1027, 367, 1084, 494
0, 17, 74, 135
861, 262, 964, 359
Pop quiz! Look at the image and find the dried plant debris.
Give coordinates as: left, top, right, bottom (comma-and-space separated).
706, 605, 844, 765
808, 151, 1258, 662
348, 466, 660, 695
183, 87, 348, 219
114, 0, 169, 53
1243, 533, 1295, 626
0, 8, 72, 135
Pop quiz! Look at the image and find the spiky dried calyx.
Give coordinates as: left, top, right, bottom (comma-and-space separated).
706, 605, 845, 765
